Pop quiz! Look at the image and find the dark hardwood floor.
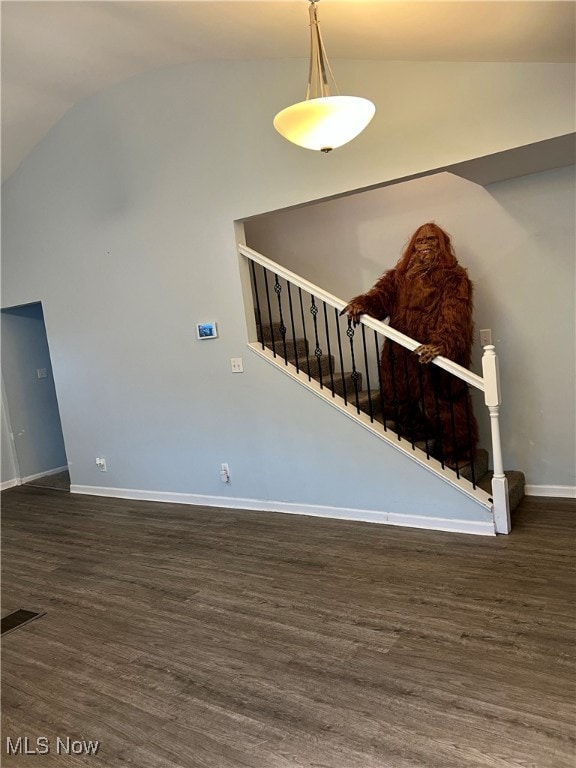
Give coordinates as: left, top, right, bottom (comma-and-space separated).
1, 485, 575, 767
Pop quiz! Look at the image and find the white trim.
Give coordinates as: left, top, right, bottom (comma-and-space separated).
71, 484, 496, 536
525, 484, 576, 499
1, 465, 69, 490
1, 478, 20, 491
20, 466, 68, 484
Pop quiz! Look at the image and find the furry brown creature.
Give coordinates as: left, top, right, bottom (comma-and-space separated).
342, 223, 478, 465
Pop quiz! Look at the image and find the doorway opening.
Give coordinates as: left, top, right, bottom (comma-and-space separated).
1, 302, 69, 491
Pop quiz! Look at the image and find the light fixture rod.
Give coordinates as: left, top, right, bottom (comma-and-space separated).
306, 1, 339, 100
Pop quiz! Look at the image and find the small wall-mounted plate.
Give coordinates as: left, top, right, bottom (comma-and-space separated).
196, 322, 218, 340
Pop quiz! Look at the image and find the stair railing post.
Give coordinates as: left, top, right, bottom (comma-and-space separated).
481, 344, 511, 534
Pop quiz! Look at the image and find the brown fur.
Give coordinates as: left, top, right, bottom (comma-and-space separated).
345, 223, 478, 463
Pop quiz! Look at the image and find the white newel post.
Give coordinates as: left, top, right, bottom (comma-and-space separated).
482, 345, 511, 534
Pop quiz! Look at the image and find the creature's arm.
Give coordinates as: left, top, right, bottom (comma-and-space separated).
341, 270, 396, 324
418, 273, 474, 366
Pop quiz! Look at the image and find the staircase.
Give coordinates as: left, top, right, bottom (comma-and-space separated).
257, 318, 525, 515
241, 243, 525, 533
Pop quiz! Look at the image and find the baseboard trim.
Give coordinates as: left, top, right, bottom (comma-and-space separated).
1, 479, 20, 491
2, 466, 69, 492
21, 466, 68, 485
525, 484, 576, 499
71, 485, 496, 536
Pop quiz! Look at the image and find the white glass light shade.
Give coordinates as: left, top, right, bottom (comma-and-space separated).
273, 95, 375, 152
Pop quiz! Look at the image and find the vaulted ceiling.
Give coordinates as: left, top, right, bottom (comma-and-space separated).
2, 0, 575, 181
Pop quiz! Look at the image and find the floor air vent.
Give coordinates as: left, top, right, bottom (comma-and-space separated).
1, 609, 45, 636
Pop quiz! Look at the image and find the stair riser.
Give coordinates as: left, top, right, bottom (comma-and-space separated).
263, 341, 311, 362
457, 449, 489, 484
331, 374, 363, 399
257, 322, 293, 344
295, 356, 336, 378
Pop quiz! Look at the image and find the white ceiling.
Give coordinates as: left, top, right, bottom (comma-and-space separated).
2, 0, 575, 181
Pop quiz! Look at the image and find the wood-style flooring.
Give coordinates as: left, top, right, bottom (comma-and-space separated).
1, 485, 575, 767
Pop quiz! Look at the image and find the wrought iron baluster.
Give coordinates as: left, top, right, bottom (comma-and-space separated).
388, 342, 402, 440
287, 283, 300, 373
432, 382, 445, 468
262, 266, 276, 357
250, 260, 265, 349
361, 325, 374, 422
346, 318, 361, 413
310, 295, 324, 388
401, 346, 417, 448
464, 387, 477, 488
299, 288, 312, 381
335, 309, 348, 405
273, 274, 288, 363
416, 362, 432, 459
447, 377, 460, 478
323, 302, 335, 396
375, 331, 387, 432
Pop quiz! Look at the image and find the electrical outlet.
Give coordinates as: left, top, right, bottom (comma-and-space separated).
220, 463, 230, 483
479, 329, 492, 347
230, 358, 244, 373
95, 457, 107, 472
36, 368, 47, 379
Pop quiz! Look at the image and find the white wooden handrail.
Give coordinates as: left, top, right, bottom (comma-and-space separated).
239, 244, 484, 392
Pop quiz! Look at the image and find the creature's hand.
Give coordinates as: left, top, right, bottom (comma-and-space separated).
339, 300, 367, 325
415, 344, 442, 364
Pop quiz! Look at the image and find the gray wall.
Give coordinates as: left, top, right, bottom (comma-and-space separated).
245, 168, 576, 489
1, 303, 68, 481
1, 59, 574, 518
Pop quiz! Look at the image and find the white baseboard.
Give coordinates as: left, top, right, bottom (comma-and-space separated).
1, 478, 20, 491
525, 484, 576, 499
71, 484, 496, 536
20, 465, 68, 484
1, 466, 68, 492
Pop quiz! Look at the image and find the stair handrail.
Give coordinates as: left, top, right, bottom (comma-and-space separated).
239, 244, 484, 391
239, 243, 511, 534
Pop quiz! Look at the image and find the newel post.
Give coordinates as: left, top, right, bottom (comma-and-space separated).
482, 344, 511, 534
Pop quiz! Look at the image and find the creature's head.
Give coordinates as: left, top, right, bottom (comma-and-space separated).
396, 223, 458, 274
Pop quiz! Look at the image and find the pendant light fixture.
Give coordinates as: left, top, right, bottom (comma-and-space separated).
273, 0, 375, 153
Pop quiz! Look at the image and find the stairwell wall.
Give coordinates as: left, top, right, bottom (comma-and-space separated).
244, 168, 576, 492
1, 59, 574, 517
